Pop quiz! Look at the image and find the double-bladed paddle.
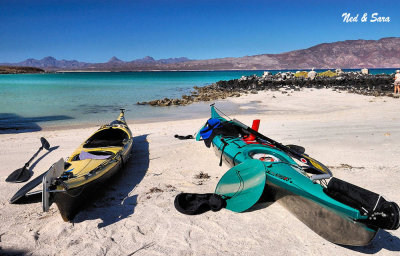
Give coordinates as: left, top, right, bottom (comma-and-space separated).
6, 137, 50, 183
231, 118, 332, 176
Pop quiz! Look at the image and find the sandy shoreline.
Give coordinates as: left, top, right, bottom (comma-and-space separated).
2, 99, 258, 135
0, 89, 399, 255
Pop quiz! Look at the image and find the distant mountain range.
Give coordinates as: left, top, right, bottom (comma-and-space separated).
2, 37, 399, 71
1, 56, 191, 70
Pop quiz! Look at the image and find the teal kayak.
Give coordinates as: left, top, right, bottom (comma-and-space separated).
187, 105, 400, 246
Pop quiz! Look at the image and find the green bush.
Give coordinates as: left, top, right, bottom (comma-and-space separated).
294, 71, 308, 78
317, 70, 337, 77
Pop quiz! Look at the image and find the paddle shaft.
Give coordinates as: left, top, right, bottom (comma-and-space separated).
25, 146, 44, 167
232, 119, 331, 175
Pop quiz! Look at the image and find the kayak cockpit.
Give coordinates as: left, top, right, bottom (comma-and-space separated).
83, 127, 130, 148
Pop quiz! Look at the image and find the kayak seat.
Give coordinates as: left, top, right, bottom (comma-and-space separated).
83, 128, 129, 148
71, 151, 115, 161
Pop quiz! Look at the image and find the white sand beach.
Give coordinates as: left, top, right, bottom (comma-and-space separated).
0, 88, 399, 255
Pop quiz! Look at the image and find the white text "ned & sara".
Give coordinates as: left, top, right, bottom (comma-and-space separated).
342, 13, 390, 23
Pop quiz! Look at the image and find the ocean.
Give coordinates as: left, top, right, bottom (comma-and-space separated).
0, 69, 397, 133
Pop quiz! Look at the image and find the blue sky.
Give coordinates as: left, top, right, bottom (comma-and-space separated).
0, 0, 399, 62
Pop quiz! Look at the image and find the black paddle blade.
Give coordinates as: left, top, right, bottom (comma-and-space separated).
5, 166, 31, 183
286, 144, 305, 155
10, 171, 48, 203
40, 137, 50, 150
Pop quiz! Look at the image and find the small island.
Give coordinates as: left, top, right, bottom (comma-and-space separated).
0, 66, 45, 74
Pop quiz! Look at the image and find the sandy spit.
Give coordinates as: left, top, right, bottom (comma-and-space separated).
0, 89, 399, 255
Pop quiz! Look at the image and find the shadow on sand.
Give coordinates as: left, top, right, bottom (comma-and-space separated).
0, 248, 29, 256
72, 134, 149, 228
25, 145, 59, 177
343, 229, 400, 254
0, 113, 73, 134
246, 190, 400, 252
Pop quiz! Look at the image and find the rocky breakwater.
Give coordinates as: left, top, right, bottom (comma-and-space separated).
137, 71, 397, 106
137, 86, 241, 106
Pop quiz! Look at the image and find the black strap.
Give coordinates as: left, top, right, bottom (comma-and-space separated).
219, 139, 229, 166
232, 152, 242, 166
174, 134, 194, 140
232, 141, 245, 149
120, 154, 124, 169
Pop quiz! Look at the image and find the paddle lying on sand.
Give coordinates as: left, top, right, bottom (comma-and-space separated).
174, 160, 266, 215
9, 170, 49, 203
6, 137, 51, 183
215, 159, 266, 212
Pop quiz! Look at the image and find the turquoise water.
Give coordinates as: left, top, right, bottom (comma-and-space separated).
0, 71, 265, 132
0, 69, 397, 132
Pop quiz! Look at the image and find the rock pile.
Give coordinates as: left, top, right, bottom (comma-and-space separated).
137, 87, 241, 106
137, 72, 397, 106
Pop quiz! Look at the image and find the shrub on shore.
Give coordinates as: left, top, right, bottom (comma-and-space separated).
294, 71, 308, 78
318, 70, 337, 77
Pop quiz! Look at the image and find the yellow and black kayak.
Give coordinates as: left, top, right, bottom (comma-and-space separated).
42, 109, 133, 221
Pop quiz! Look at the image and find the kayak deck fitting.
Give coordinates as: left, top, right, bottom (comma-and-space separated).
175, 105, 399, 246
42, 109, 134, 221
